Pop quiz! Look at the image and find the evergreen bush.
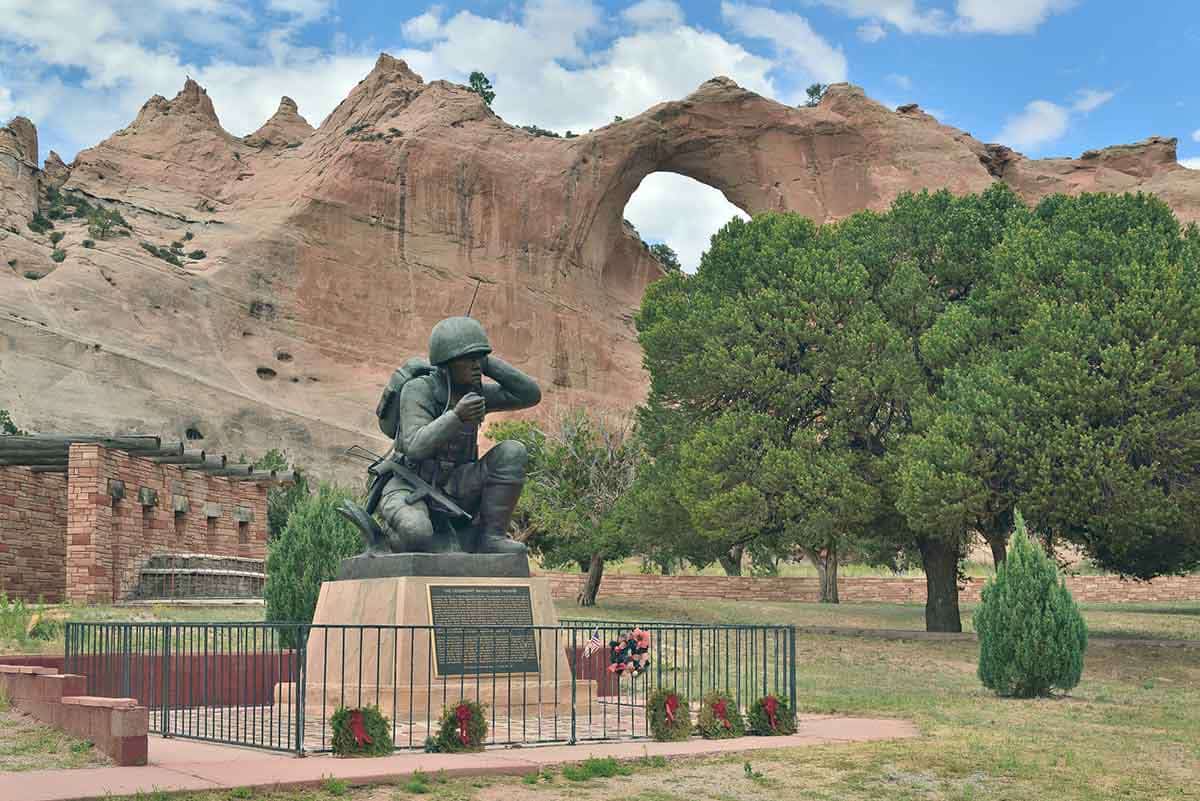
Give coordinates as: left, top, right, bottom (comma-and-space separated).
974, 510, 1088, 697
696, 691, 744, 739
646, 689, 691, 741
264, 483, 362, 640
51, 249, 66, 263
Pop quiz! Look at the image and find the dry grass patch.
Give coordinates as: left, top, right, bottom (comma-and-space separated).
0, 706, 111, 772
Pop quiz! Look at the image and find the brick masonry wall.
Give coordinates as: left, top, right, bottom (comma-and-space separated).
0, 466, 68, 601
65, 443, 272, 604
541, 572, 1200, 605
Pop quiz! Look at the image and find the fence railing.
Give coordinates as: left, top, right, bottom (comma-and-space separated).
65, 621, 796, 755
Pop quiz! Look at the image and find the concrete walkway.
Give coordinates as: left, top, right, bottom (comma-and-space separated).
0, 715, 918, 801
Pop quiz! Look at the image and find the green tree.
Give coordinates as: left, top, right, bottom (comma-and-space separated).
803, 83, 827, 107
468, 71, 495, 106
264, 483, 362, 634
974, 510, 1087, 697
87, 207, 123, 240
251, 449, 311, 539
648, 242, 682, 273
489, 410, 640, 606
0, 409, 24, 435
636, 186, 1200, 630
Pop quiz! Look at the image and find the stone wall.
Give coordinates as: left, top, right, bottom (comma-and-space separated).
541, 572, 1200, 605
65, 443, 271, 603
0, 467, 68, 601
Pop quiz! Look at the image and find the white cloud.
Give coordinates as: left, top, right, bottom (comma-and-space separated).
624, 173, 749, 273
402, 8, 444, 43
954, 0, 1076, 34
622, 0, 684, 28
856, 20, 887, 41
1180, 157, 1200, 170
887, 73, 912, 90
814, 0, 1075, 37
720, 2, 848, 85
398, 2, 779, 136
266, 0, 332, 23
996, 100, 1069, 152
1071, 88, 1114, 113
1192, 129, 1200, 143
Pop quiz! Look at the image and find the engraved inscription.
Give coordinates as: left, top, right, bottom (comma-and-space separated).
428, 585, 540, 676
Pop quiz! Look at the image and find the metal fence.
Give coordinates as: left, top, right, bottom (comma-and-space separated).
64, 621, 795, 755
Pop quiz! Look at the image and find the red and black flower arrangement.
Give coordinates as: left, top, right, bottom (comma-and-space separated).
608, 627, 651, 677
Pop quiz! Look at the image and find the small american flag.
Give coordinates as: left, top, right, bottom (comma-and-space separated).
581, 627, 603, 658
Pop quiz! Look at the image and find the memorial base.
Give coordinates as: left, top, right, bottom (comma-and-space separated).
284, 571, 591, 719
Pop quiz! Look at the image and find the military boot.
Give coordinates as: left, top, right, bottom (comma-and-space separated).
474, 479, 527, 555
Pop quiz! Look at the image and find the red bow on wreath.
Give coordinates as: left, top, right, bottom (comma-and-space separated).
665, 693, 679, 723
763, 695, 779, 731
455, 703, 472, 746
348, 709, 373, 747
711, 698, 732, 729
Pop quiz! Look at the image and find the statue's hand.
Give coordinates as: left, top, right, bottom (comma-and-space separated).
454, 392, 486, 424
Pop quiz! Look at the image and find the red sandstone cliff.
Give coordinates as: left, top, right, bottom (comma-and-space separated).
2, 55, 1198, 480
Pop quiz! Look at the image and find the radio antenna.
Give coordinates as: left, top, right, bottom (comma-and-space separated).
465, 277, 483, 318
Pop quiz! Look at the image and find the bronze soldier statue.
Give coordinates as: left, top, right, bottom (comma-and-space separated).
340, 317, 540, 555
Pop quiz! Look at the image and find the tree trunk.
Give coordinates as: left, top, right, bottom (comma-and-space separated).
917, 538, 962, 632
577, 553, 605, 606
987, 535, 1007, 567
802, 547, 839, 603
718, 544, 745, 576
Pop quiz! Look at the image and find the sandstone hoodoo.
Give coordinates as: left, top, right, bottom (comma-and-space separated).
2, 55, 1199, 480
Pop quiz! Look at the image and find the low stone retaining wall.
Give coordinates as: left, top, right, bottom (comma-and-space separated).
0, 664, 148, 766
540, 572, 1200, 604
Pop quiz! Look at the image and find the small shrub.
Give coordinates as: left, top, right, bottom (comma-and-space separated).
24, 271, 42, 280
51, 249, 66, 263
696, 691, 745, 739
263, 483, 360, 636
974, 510, 1088, 698
227, 789, 254, 800
184, 231, 194, 241
170, 240, 184, 250
49, 231, 64, 245
404, 770, 431, 793
6, 258, 15, 267
434, 699, 487, 752
0, 593, 35, 644
562, 757, 632, 782
321, 776, 349, 796
69, 740, 94, 754
646, 689, 691, 741
82, 239, 95, 248
28, 213, 53, 234
746, 695, 797, 736
330, 705, 393, 756
188, 250, 207, 260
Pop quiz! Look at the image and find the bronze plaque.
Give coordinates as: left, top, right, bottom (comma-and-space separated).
427, 584, 539, 676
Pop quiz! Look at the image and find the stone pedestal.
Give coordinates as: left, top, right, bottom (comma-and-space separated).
279, 554, 588, 719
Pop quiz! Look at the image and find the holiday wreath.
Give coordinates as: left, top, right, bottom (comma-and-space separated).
646, 688, 692, 741
747, 694, 797, 736
696, 691, 745, 739
608, 627, 651, 677
330, 705, 393, 757
432, 698, 488, 752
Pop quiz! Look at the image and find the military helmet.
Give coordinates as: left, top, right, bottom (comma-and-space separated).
429, 316, 492, 366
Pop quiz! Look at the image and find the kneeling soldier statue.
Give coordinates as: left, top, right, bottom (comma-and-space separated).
339, 316, 540, 555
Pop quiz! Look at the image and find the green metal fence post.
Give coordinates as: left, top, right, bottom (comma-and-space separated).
161, 624, 172, 737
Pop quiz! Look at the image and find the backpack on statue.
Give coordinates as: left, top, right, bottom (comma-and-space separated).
376, 357, 435, 439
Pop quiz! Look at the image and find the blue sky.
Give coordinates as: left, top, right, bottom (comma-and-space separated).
2, 0, 1198, 270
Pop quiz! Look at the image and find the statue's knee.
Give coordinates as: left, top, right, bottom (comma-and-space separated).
380, 495, 434, 540
493, 439, 528, 470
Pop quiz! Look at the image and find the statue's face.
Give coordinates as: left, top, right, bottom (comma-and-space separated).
447, 353, 483, 389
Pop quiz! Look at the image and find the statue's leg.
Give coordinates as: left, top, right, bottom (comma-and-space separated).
377, 484, 435, 553
445, 441, 528, 555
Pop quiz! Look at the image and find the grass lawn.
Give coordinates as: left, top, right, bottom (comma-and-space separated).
102, 622, 1200, 800
0, 701, 111, 772
557, 598, 1200, 642
60, 598, 1194, 801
